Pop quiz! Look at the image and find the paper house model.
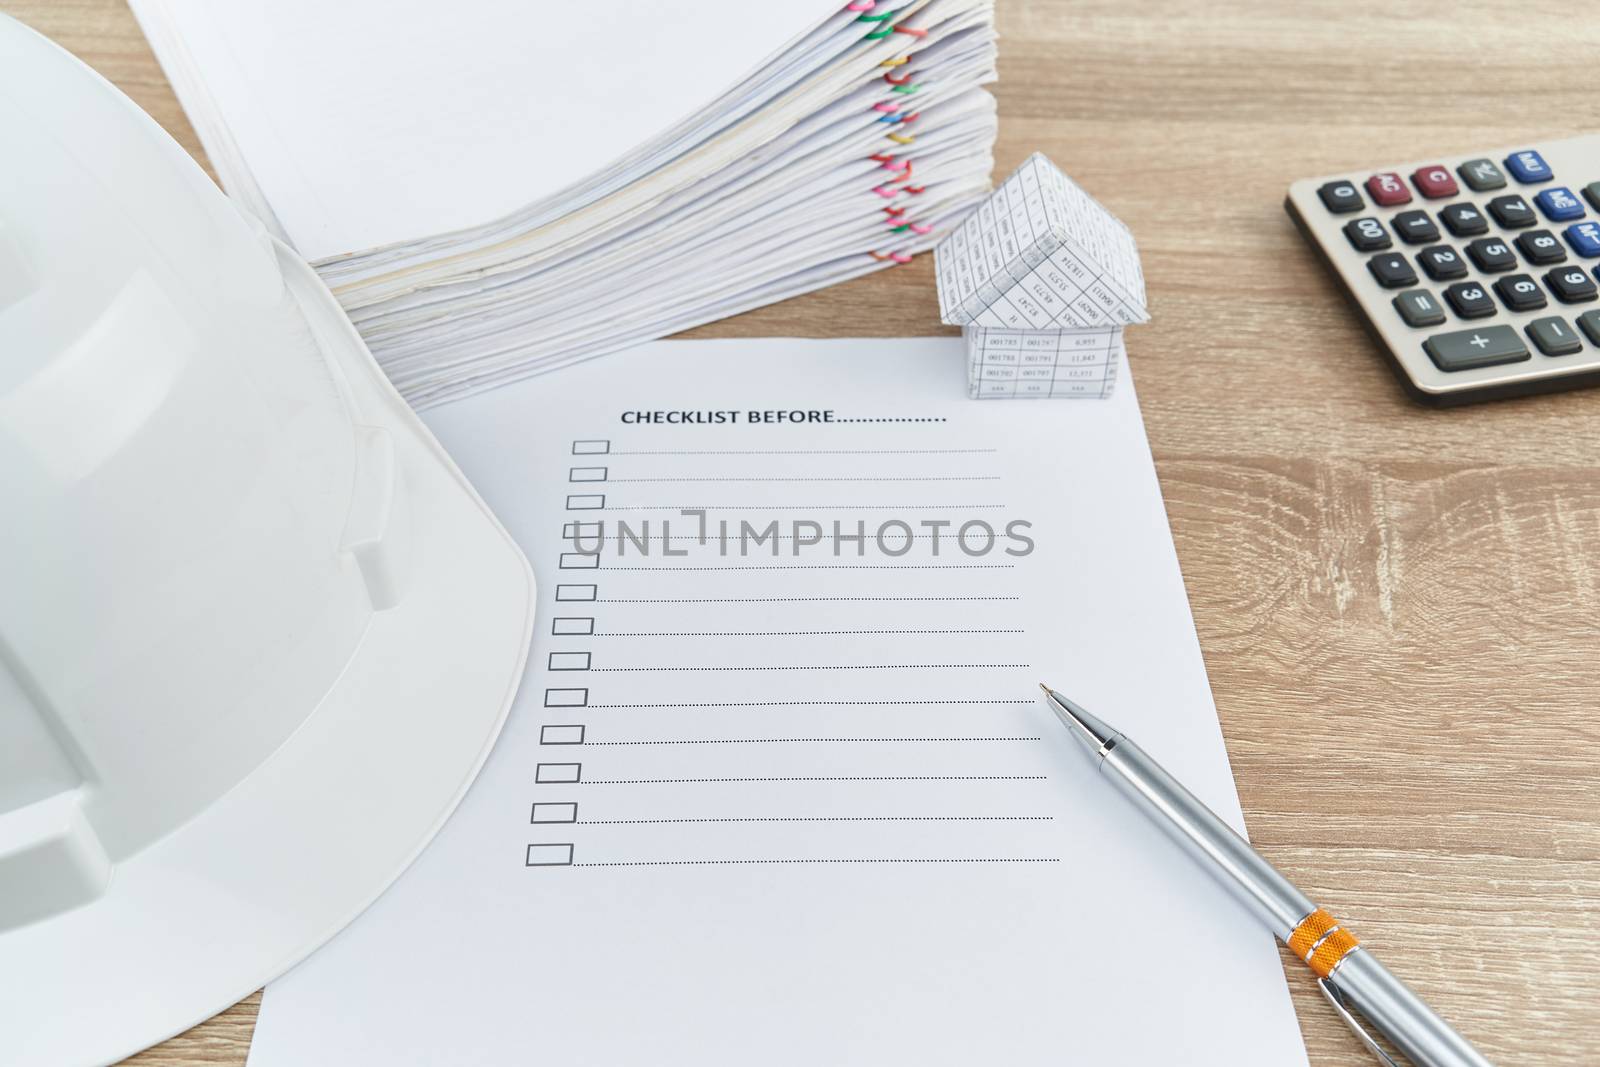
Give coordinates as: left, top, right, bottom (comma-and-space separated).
934, 153, 1150, 398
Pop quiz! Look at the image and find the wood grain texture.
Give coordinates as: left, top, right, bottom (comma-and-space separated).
7, 0, 1598, 1062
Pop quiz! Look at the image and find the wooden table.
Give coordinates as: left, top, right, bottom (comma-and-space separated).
12, 1, 1598, 1063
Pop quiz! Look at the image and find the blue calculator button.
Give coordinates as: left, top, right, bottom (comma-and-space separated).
1565, 222, 1600, 258
1503, 150, 1553, 183
1535, 187, 1586, 221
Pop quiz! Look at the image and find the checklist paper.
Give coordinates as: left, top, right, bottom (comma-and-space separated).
246, 339, 1307, 1067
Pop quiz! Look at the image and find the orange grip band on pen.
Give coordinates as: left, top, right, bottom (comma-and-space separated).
1287, 908, 1361, 978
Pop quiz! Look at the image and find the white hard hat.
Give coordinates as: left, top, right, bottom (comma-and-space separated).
0, 17, 535, 1065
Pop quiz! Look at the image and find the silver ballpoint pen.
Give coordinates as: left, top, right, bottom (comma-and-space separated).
1038, 684, 1494, 1067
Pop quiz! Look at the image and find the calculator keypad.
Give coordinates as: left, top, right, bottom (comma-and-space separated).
1488, 195, 1537, 229
1289, 136, 1600, 402
1458, 159, 1507, 192
1368, 253, 1418, 288
1411, 166, 1458, 199
1440, 203, 1488, 237
1393, 289, 1446, 327
1527, 316, 1582, 356
1418, 245, 1467, 281
1423, 326, 1528, 370
1344, 217, 1391, 251
1367, 173, 1412, 206
1515, 230, 1566, 265
1319, 181, 1364, 213
1534, 187, 1585, 222
1392, 210, 1440, 244
1445, 281, 1496, 318
1546, 267, 1598, 304
1466, 238, 1517, 273
1493, 274, 1547, 312
1565, 222, 1600, 258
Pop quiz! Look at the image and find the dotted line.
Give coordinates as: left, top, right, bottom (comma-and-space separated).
596, 596, 1021, 603
578, 816, 1055, 824
570, 859, 1059, 867
584, 737, 1041, 746
599, 564, 1015, 571
590, 629, 1024, 637
579, 776, 1048, 784
591, 663, 1027, 672
834, 417, 949, 423
607, 477, 998, 483
608, 449, 994, 456
591, 699, 1032, 708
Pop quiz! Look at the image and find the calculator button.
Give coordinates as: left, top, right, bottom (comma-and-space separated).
1564, 222, 1600, 257
1411, 166, 1458, 199
1367, 253, 1418, 289
1444, 282, 1496, 319
1534, 186, 1586, 222
1416, 245, 1466, 281
1493, 274, 1547, 312
1423, 326, 1529, 371
1457, 158, 1508, 192
1318, 181, 1364, 213
1343, 217, 1392, 251
1366, 173, 1412, 206
1579, 310, 1600, 347
1487, 195, 1537, 229
1503, 150, 1553, 184
1515, 229, 1567, 266
1439, 203, 1488, 237
1585, 182, 1600, 212
1391, 210, 1440, 245
1527, 316, 1582, 355
1465, 238, 1517, 273
1544, 266, 1599, 303
1392, 289, 1446, 327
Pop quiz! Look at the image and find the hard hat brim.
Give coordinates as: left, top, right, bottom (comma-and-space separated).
2, 246, 536, 1067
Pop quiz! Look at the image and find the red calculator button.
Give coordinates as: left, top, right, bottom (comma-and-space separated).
1366, 172, 1412, 206
1411, 166, 1459, 199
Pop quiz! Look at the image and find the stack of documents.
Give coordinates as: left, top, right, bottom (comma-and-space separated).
130, 0, 998, 406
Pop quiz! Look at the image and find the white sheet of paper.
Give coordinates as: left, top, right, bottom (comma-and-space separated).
131, 0, 842, 259
245, 338, 1307, 1066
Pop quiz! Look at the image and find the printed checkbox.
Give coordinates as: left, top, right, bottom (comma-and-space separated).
571, 440, 610, 455
569, 467, 608, 483
543, 688, 588, 707
566, 494, 605, 510
559, 553, 600, 569
548, 652, 591, 671
564, 521, 603, 540
555, 584, 597, 602
536, 762, 581, 784
525, 843, 574, 866
531, 802, 578, 824
540, 724, 586, 745
552, 617, 595, 635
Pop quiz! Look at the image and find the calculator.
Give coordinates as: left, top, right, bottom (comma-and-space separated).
1286, 135, 1600, 405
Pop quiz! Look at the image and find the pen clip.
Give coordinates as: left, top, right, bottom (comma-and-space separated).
1318, 977, 1402, 1066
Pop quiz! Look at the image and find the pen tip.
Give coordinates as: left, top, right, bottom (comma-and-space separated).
1038, 681, 1052, 695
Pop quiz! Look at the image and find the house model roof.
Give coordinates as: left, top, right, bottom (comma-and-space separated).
935, 153, 1150, 330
